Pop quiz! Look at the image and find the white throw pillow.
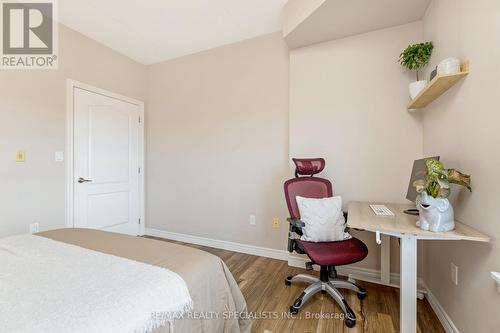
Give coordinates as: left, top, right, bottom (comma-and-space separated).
296, 196, 351, 242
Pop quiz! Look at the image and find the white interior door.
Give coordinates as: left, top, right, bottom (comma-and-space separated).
73, 87, 142, 235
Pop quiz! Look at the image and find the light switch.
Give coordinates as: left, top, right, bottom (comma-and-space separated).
55, 151, 64, 162
15, 150, 25, 162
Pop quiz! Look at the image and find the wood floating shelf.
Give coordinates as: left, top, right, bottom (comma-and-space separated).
407, 61, 469, 110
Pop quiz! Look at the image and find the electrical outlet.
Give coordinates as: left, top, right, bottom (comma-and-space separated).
250, 215, 256, 225
29, 223, 39, 234
272, 217, 280, 229
55, 151, 64, 162
451, 263, 458, 285
15, 150, 26, 162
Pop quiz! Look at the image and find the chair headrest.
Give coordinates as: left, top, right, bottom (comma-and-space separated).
292, 158, 326, 177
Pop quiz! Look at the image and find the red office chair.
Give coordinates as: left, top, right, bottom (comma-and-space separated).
284, 158, 368, 328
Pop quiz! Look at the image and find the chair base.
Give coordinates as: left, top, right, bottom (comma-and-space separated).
285, 267, 366, 328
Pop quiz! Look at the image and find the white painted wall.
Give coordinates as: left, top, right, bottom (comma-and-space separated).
422, 0, 500, 331
146, 32, 290, 250
0, 25, 146, 237
289, 22, 425, 273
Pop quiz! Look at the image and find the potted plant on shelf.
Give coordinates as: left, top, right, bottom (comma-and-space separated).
398, 41, 434, 99
413, 159, 471, 232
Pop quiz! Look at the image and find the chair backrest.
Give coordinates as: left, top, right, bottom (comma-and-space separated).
284, 158, 333, 220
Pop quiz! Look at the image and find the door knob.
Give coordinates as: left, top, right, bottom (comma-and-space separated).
78, 177, 93, 183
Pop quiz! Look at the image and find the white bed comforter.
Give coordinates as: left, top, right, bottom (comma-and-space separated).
0, 234, 193, 333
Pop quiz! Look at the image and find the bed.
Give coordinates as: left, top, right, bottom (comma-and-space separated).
8, 228, 251, 333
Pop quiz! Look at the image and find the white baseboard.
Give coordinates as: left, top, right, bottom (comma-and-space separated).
145, 228, 288, 261
421, 282, 459, 333
146, 228, 458, 332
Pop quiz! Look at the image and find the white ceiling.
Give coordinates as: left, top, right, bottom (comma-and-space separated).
285, 0, 431, 49
58, 0, 288, 65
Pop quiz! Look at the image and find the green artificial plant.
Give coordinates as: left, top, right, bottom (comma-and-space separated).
413, 159, 472, 198
398, 41, 434, 81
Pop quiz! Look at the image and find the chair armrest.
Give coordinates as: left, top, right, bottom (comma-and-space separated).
287, 218, 305, 253
343, 212, 353, 233
287, 218, 305, 228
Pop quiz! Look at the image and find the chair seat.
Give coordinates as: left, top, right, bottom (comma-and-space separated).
298, 237, 368, 266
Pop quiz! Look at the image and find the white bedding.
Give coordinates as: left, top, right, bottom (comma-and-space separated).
0, 234, 193, 333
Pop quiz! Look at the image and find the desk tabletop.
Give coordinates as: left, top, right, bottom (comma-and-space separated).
347, 202, 490, 242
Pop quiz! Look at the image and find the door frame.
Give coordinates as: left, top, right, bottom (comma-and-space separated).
66, 79, 145, 235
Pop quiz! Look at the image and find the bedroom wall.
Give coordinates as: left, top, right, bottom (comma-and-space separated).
146, 32, 290, 250
289, 22, 424, 273
422, 0, 500, 331
0, 24, 146, 237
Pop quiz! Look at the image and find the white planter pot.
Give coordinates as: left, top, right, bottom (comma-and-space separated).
409, 80, 428, 99
437, 57, 460, 75
416, 192, 455, 232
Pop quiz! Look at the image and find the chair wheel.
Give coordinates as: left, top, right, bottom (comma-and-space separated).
285, 276, 293, 286
357, 287, 366, 300
345, 318, 356, 328
285, 280, 291, 286
289, 306, 299, 315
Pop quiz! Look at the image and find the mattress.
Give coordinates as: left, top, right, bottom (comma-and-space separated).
37, 228, 251, 333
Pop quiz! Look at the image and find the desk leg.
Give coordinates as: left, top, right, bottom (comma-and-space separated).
380, 234, 391, 284
400, 235, 417, 333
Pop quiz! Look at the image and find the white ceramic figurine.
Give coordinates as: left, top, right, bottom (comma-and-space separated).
416, 191, 455, 232
413, 159, 471, 233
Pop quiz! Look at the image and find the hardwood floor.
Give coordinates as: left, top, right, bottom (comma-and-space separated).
146, 236, 445, 333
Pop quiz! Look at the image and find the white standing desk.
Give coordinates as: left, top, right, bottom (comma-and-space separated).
347, 202, 490, 333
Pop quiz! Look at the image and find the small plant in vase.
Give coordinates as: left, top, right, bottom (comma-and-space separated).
413, 159, 471, 232
398, 41, 434, 99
